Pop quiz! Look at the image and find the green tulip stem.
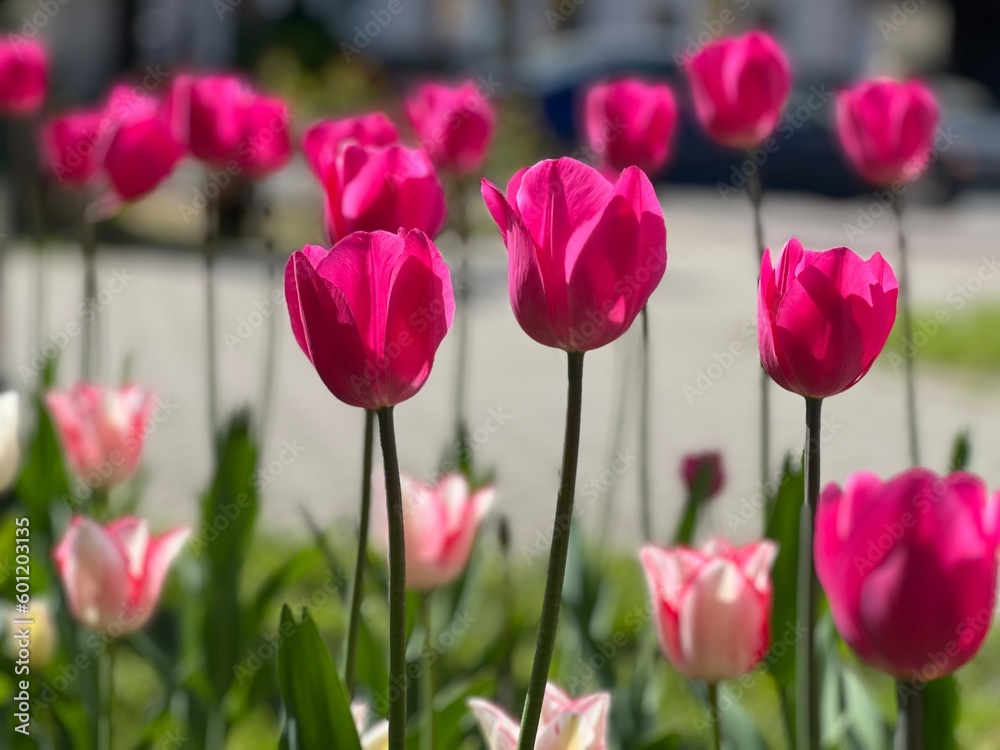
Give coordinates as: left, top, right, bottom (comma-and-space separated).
344, 408, 376, 695
639, 305, 652, 541
377, 406, 407, 750
796, 396, 823, 750
707, 683, 722, 750
895, 679, 924, 750
420, 594, 434, 750
80, 211, 98, 381
747, 158, 771, 488
893, 198, 920, 466
517, 351, 585, 750
203, 183, 220, 446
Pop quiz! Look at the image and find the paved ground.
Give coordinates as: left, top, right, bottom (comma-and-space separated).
6, 180, 1000, 553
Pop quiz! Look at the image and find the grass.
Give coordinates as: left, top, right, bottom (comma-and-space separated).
884, 303, 1000, 374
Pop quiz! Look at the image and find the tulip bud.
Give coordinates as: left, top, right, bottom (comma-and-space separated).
40, 108, 109, 189
46, 383, 156, 492
685, 31, 791, 150
758, 238, 898, 399
816, 469, 1000, 680
302, 112, 399, 180
373, 473, 493, 591
640, 538, 777, 682
680, 451, 724, 502
53, 516, 189, 635
584, 78, 677, 176
469, 684, 610, 750
405, 80, 496, 175
482, 157, 666, 352
0, 40, 47, 116
837, 78, 939, 187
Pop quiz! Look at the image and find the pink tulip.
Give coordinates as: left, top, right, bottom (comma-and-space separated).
373, 473, 493, 591
837, 78, 939, 187
235, 92, 292, 178
302, 112, 399, 179
0, 39, 47, 115
46, 383, 156, 491
685, 31, 791, 149
54, 516, 189, 633
284, 229, 454, 409
758, 238, 897, 399
681, 451, 725, 501
640, 539, 778, 682
583, 78, 677, 176
481, 157, 666, 351
101, 84, 184, 202
469, 684, 610, 750
322, 142, 446, 243
405, 80, 496, 175
40, 107, 109, 188
171, 73, 291, 177
816, 470, 999, 680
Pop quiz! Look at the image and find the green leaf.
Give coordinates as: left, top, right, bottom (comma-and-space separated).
199, 411, 260, 701
277, 605, 362, 750
948, 430, 971, 472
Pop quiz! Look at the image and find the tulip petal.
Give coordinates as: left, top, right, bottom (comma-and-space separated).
54, 517, 129, 631
469, 698, 520, 750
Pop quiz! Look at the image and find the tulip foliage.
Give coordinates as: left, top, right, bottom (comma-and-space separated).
1, 25, 997, 750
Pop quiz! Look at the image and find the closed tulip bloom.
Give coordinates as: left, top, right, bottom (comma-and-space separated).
53, 516, 189, 634
837, 78, 939, 187
3, 598, 57, 667
0, 40, 47, 115
302, 112, 399, 179
285, 229, 454, 409
469, 684, 610, 750
640, 539, 778, 682
685, 31, 791, 149
584, 78, 678, 176
405, 80, 496, 174
816, 470, 999, 679
482, 157, 666, 351
322, 143, 446, 243
101, 85, 183, 202
171, 73, 248, 165
0, 392, 19, 492
236, 93, 292, 178
46, 383, 156, 491
40, 108, 109, 188
373, 473, 493, 591
681, 451, 725, 501
758, 238, 897, 399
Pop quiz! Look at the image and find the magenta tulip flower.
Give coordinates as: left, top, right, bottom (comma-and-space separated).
46, 383, 156, 491
373, 473, 493, 591
171, 73, 248, 166
405, 80, 496, 175
302, 112, 399, 179
758, 238, 898, 399
322, 142, 446, 243
584, 78, 677, 176
284, 229, 454, 409
54, 516, 189, 633
40, 107, 109, 188
816, 469, 999, 680
640, 539, 777, 682
101, 85, 184, 202
837, 78, 939, 187
0, 39, 47, 115
481, 157, 666, 351
685, 31, 791, 150
681, 451, 725, 501
235, 92, 292, 178
469, 684, 610, 750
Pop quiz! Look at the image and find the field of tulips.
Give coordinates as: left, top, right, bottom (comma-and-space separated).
0, 17, 999, 750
